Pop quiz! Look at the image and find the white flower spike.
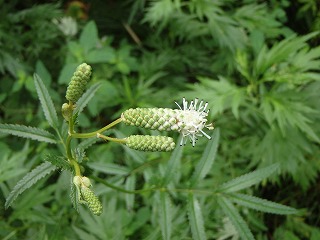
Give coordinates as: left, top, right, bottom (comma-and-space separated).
175, 98, 214, 146
121, 98, 214, 147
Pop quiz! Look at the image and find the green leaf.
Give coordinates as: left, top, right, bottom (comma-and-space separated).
74, 82, 102, 114
158, 192, 172, 240
125, 174, 136, 211
79, 21, 99, 54
229, 193, 298, 215
161, 136, 183, 186
0, 124, 57, 144
34, 73, 59, 129
218, 163, 279, 193
190, 129, 219, 187
5, 161, 57, 209
70, 174, 79, 213
217, 196, 254, 240
78, 137, 100, 151
44, 155, 72, 172
188, 194, 207, 240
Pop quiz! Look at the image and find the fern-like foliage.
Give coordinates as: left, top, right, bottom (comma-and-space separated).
5, 161, 57, 209
0, 124, 57, 144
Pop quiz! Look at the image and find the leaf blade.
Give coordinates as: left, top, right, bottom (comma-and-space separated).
74, 82, 102, 114
161, 136, 183, 186
188, 194, 207, 240
190, 129, 219, 186
158, 192, 172, 240
217, 196, 254, 240
34, 73, 59, 129
0, 124, 57, 144
5, 161, 57, 208
229, 193, 298, 215
218, 163, 279, 193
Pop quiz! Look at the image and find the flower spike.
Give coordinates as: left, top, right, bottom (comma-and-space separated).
121, 98, 214, 146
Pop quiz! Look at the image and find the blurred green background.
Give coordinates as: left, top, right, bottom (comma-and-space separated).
0, 0, 320, 239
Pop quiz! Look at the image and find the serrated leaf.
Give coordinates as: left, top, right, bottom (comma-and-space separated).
44, 154, 72, 172
217, 196, 254, 240
5, 161, 57, 209
34, 73, 59, 129
78, 137, 100, 151
158, 192, 172, 240
218, 163, 279, 193
229, 193, 298, 215
161, 136, 183, 186
188, 194, 207, 240
0, 124, 57, 144
70, 174, 79, 213
74, 82, 102, 114
190, 129, 219, 187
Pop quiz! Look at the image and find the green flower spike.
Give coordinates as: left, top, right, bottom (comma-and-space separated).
126, 135, 175, 152
121, 98, 214, 146
66, 63, 92, 103
73, 176, 102, 216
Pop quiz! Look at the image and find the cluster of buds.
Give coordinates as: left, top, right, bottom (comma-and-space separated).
73, 176, 103, 216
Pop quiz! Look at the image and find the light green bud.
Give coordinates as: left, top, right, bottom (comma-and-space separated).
66, 63, 92, 103
80, 185, 103, 216
61, 103, 73, 121
126, 135, 175, 152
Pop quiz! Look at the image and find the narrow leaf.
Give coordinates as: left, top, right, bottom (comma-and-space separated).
34, 73, 59, 129
158, 192, 172, 240
218, 163, 279, 193
44, 154, 72, 172
74, 82, 102, 114
162, 137, 183, 186
78, 137, 100, 151
5, 161, 57, 208
188, 194, 207, 240
229, 193, 298, 215
190, 129, 219, 187
0, 124, 56, 144
125, 174, 136, 211
217, 196, 254, 240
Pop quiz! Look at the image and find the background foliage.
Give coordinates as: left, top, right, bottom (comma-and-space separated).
0, 0, 319, 239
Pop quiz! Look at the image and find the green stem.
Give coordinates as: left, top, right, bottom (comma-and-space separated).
97, 133, 127, 144
70, 118, 123, 139
65, 101, 81, 176
91, 176, 215, 195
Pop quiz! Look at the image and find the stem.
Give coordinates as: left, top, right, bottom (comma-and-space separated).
70, 118, 123, 139
65, 101, 81, 176
91, 176, 215, 195
97, 133, 127, 144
